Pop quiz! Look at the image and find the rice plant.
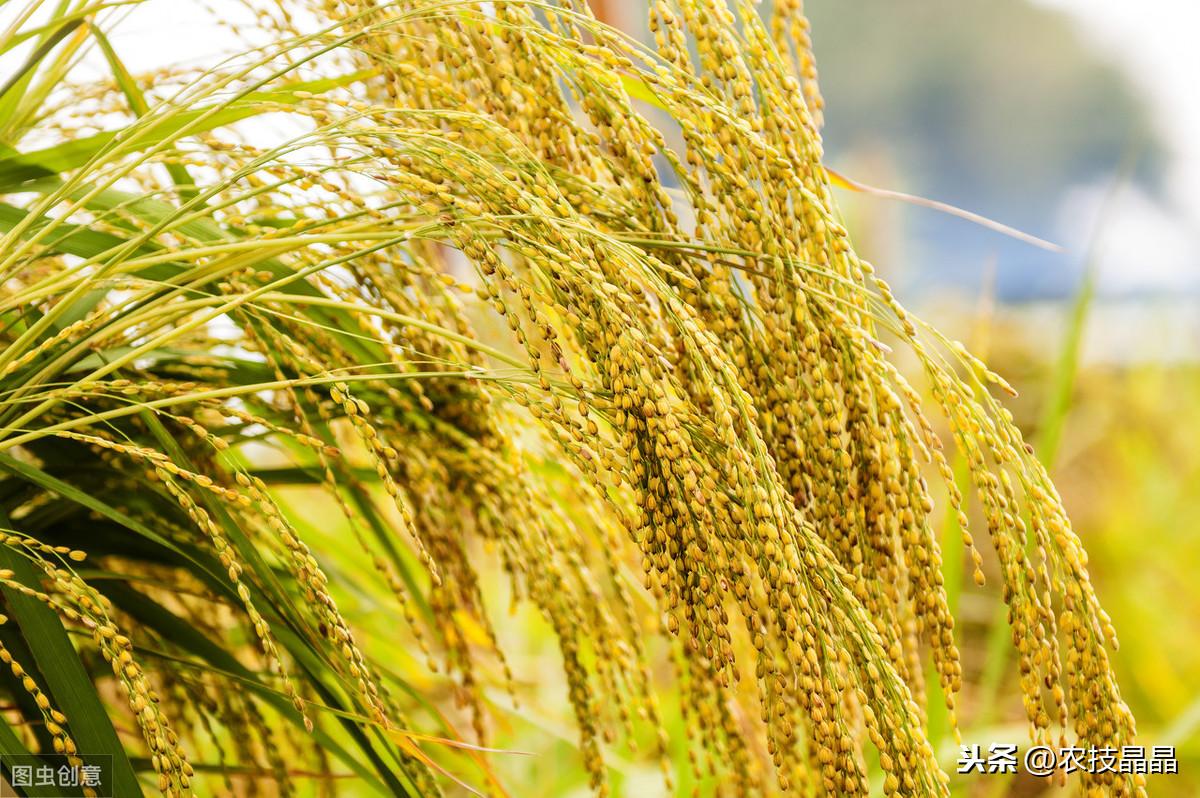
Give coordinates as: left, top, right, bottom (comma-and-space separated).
0, 0, 1142, 795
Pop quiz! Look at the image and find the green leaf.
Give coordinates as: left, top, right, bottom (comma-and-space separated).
102, 582, 399, 796
0, 452, 217, 579
0, 70, 374, 193
89, 23, 198, 202
0, 509, 144, 797
0, 19, 82, 106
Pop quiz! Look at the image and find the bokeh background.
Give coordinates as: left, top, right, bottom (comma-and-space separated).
76, 1, 1200, 795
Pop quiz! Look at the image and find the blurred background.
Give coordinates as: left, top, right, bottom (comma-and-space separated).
81, 0, 1200, 795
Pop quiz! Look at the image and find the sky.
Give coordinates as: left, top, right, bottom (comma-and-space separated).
1032, 0, 1200, 295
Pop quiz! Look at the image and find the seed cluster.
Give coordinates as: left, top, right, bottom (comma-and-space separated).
0, 0, 1141, 796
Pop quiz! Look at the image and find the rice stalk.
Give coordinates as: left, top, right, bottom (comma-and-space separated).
0, 0, 1140, 796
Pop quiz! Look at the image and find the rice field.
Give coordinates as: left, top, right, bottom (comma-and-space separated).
0, 1, 1193, 796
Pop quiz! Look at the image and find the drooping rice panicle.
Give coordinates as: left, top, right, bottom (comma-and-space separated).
0, 1, 1140, 796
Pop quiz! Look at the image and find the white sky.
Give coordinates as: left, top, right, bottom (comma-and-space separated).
1032, 0, 1200, 295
